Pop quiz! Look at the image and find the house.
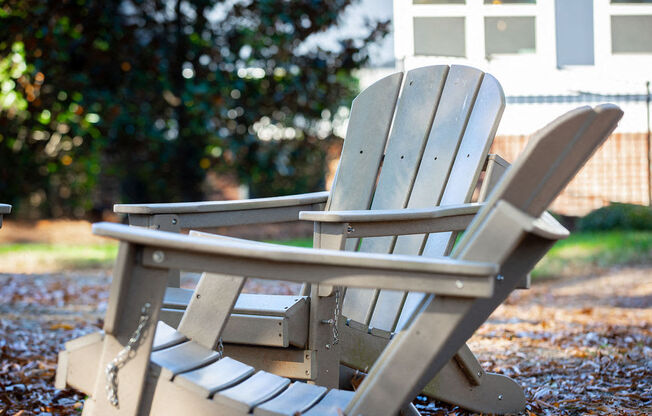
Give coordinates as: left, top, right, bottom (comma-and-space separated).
385, 0, 652, 214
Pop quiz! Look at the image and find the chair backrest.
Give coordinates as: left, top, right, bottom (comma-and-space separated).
328, 65, 505, 333
451, 104, 624, 264
345, 105, 623, 416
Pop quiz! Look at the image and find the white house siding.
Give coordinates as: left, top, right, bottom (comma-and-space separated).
349, 0, 652, 213
393, 0, 652, 135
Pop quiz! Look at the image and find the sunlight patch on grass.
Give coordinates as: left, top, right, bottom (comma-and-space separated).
0, 243, 119, 273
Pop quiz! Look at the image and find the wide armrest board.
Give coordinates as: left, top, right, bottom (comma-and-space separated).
92, 222, 498, 297
0, 204, 11, 214
94, 222, 495, 276
299, 203, 483, 223
528, 211, 570, 240
114, 191, 329, 215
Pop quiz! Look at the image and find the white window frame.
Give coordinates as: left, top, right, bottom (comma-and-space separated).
395, 0, 556, 69
594, 0, 652, 67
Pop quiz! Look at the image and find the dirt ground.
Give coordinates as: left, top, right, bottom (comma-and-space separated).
0, 267, 650, 415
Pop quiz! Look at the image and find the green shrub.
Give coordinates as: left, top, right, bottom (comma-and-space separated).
578, 203, 652, 231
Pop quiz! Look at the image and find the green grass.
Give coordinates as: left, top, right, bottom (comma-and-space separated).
532, 231, 652, 278
1, 231, 650, 277
0, 243, 119, 272
264, 238, 313, 248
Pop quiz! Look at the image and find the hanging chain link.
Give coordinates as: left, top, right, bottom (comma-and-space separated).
105, 302, 152, 408
332, 288, 341, 345
217, 337, 224, 359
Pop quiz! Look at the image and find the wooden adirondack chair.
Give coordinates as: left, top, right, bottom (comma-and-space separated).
56, 104, 623, 415
112, 65, 520, 412
0, 204, 10, 228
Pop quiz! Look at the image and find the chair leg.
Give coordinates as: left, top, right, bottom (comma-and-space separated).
424, 355, 525, 414
347, 237, 553, 415
85, 243, 168, 415
346, 295, 477, 416
339, 323, 524, 413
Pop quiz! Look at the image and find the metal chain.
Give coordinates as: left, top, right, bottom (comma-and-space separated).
105, 302, 152, 408
217, 337, 224, 359
332, 288, 341, 345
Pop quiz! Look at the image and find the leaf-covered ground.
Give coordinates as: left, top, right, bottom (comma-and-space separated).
0, 268, 650, 415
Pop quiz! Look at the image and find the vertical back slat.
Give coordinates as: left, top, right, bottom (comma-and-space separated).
519, 105, 622, 217
341, 66, 450, 324
422, 73, 505, 257
326, 73, 403, 213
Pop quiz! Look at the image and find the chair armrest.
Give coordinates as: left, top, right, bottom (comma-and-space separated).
300, 203, 482, 223
93, 222, 498, 298
528, 211, 570, 240
0, 204, 10, 228
114, 191, 329, 214
300, 203, 483, 238
115, 191, 329, 229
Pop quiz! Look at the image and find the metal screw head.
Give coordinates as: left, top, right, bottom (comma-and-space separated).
497, 274, 504, 281
455, 280, 464, 289
196, 294, 201, 299
171, 218, 178, 225
347, 225, 355, 233
152, 250, 165, 263
325, 344, 331, 350
498, 394, 503, 400
477, 371, 482, 377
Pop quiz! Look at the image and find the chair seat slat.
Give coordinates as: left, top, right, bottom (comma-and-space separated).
174, 356, 255, 398
213, 371, 290, 412
150, 341, 221, 378
302, 389, 355, 416
253, 382, 327, 416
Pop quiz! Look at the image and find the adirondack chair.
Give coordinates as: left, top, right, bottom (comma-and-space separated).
0, 204, 10, 228
56, 104, 623, 415
112, 65, 519, 412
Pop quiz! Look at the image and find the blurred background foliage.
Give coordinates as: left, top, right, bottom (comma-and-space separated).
0, 0, 388, 218
577, 202, 652, 231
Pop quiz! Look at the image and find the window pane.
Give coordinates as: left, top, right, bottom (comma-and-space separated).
484, 0, 536, 4
484, 16, 536, 56
611, 15, 652, 53
555, 0, 594, 65
414, 0, 465, 3
413, 17, 466, 57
